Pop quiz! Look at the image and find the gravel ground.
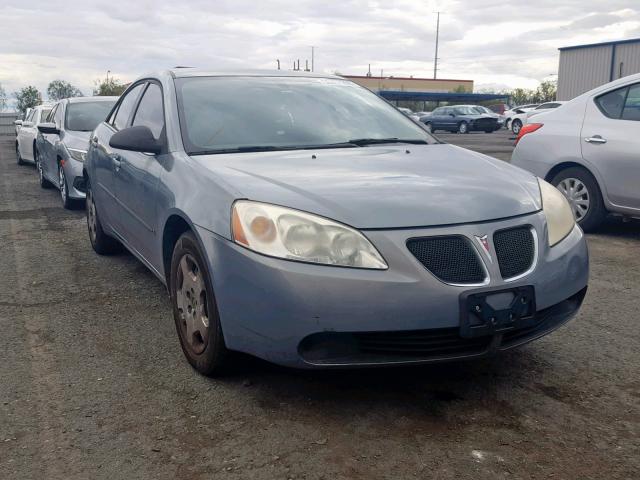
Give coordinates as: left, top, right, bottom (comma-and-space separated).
1, 134, 639, 480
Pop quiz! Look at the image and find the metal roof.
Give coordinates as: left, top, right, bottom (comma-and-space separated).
378, 91, 509, 102
559, 37, 640, 51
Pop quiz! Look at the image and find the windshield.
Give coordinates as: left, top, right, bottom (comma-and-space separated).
453, 106, 479, 115
65, 101, 116, 131
175, 76, 435, 154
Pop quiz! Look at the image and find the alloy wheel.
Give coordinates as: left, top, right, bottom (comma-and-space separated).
557, 177, 590, 221
175, 254, 210, 355
59, 165, 67, 202
87, 188, 97, 243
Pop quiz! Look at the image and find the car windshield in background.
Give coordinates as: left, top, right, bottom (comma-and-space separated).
175, 76, 435, 154
40, 109, 52, 122
453, 106, 479, 115
65, 101, 116, 131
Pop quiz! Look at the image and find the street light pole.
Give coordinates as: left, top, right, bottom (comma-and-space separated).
433, 12, 440, 79
311, 46, 315, 72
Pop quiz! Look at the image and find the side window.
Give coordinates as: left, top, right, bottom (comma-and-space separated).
112, 83, 145, 130
621, 84, 640, 121
45, 105, 56, 123
54, 104, 64, 128
26, 110, 35, 123
595, 86, 627, 119
132, 83, 165, 139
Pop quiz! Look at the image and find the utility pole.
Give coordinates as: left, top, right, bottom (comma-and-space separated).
310, 46, 315, 72
433, 12, 440, 79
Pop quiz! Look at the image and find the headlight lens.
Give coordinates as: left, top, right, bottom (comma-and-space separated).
231, 200, 388, 269
538, 178, 575, 246
68, 148, 87, 163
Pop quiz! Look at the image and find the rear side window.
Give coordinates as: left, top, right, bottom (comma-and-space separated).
132, 83, 165, 139
622, 84, 640, 121
45, 105, 57, 123
112, 83, 145, 130
39, 108, 51, 123
596, 86, 627, 119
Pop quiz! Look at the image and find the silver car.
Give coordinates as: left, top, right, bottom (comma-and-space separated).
36, 97, 117, 208
512, 73, 640, 230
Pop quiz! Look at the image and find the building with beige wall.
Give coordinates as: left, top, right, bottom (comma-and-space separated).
342, 75, 474, 93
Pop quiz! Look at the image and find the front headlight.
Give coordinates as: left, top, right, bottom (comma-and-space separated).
231, 200, 388, 269
68, 148, 87, 163
538, 178, 575, 247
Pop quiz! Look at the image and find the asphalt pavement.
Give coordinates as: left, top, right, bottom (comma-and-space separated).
1, 134, 639, 479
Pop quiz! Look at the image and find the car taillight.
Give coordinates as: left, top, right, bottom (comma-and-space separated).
515, 123, 543, 145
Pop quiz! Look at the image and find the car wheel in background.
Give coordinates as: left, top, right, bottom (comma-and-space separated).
86, 178, 121, 254
484, 129, 493, 133
170, 231, 228, 376
16, 141, 24, 165
59, 164, 74, 209
551, 167, 606, 232
36, 150, 53, 189
505, 119, 511, 130
424, 122, 432, 133
511, 119, 522, 134
458, 122, 469, 134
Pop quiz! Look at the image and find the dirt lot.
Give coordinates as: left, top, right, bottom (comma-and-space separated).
1, 134, 639, 480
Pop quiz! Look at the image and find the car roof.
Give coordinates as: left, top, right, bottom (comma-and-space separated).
167, 68, 342, 79
64, 96, 119, 104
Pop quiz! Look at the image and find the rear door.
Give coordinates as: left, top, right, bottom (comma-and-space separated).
581, 82, 640, 211
17, 109, 36, 160
113, 81, 166, 263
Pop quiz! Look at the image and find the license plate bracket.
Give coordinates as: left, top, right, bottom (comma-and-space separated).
460, 286, 536, 338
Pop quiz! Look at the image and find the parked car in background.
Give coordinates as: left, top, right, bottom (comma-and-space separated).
512, 73, 640, 231
397, 107, 420, 121
15, 104, 52, 165
84, 69, 588, 376
488, 103, 510, 115
422, 105, 499, 133
472, 105, 504, 129
508, 102, 568, 134
504, 104, 539, 131
14, 107, 33, 135
36, 96, 117, 208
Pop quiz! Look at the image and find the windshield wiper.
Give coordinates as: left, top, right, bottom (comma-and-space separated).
348, 137, 429, 146
189, 143, 360, 155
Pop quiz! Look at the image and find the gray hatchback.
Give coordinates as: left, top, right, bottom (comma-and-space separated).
84, 70, 588, 376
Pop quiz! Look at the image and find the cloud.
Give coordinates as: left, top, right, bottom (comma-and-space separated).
0, 0, 638, 107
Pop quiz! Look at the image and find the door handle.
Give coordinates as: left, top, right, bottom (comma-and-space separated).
109, 153, 122, 171
584, 135, 607, 144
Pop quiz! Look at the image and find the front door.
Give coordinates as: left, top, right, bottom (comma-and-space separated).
113, 82, 166, 263
582, 82, 640, 211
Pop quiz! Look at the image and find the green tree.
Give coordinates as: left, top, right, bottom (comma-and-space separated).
0, 83, 7, 111
93, 76, 126, 96
14, 86, 42, 115
451, 85, 469, 93
535, 80, 557, 103
47, 79, 82, 100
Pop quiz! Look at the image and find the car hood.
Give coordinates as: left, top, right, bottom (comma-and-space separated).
61, 130, 91, 150
193, 144, 541, 229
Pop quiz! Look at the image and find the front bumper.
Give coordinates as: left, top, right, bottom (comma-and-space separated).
195, 211, 589, 368
62, 156, 86, 199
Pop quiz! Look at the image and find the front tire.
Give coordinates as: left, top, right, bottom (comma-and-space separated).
551, 167, 606, 232
170, 231, 228, 376
424, 122, 432, 133
59, 163, 75, 209
86, 178, 121, 254
458, 121, 469, 134
511, 119, 522, 134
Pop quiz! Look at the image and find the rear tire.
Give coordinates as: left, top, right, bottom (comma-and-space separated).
86, 178, 121, 254
16, 142, 24, 165
505, 119, 511, 130
36, 149, 53, 188
170, 231, 228, 376
458, 122, 469, 134
551, 167, 607, 232
511, 119, 522, 134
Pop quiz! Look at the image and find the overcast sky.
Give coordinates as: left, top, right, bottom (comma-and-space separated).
1, 0, 639, 104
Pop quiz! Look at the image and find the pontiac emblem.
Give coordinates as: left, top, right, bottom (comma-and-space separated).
475, 235, 492, 259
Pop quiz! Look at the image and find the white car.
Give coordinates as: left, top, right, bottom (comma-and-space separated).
510, 102, 567, 134
15, 104, 53, 165
503, 104, 539, 131
511, 73, 640, 231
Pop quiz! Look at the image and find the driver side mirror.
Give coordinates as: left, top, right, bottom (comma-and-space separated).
38, 122, 60, 135
449, 113, 456, 117
109, 125, 162, 155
